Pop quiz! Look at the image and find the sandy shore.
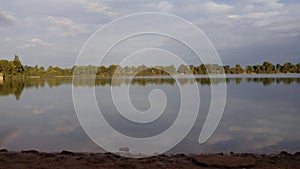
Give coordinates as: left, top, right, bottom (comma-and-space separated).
0, 149, 299, 169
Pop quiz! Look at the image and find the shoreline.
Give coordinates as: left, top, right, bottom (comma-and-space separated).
3, 73, 300, 80
0, 149, 299, 169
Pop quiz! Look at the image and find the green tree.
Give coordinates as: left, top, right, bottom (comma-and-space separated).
235, 64, 243, 74
107, 65, 118, 76
282, 62, 292, 73
275, 64, 282, 73
177, 64, 190, 74
262, 61, 275, 74
13, 55, 24, 74
223, 65, 231, 74
0, 60, 10, 75
245, 65, 255, 74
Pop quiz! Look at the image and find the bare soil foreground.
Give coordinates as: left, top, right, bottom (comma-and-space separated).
0, 149, 299, 169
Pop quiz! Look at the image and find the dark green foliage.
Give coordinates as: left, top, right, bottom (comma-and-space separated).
0, 55, 24, 76
0, 56, 300, 77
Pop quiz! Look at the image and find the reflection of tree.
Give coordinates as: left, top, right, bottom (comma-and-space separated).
0, 77, 299, 100
283, 78, 293, 85
262, 78, 275, 86
235, 78, 242, 84
0, 79, 24, 100
52, 77, 300, 87
0, 78, 60, 100
245, 78, 298, 86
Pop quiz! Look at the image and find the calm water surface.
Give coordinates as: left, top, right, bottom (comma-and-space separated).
0, 76, 299, 154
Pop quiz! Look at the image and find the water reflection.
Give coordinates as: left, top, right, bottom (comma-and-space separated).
1, 77, 300, 100
0, 77, 299, 154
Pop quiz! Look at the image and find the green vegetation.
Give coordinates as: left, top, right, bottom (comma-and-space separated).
0, 55, 24, 77
0, 56, 300, 78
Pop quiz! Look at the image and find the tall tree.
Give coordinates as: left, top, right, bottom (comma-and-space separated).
13, 55, 24, 74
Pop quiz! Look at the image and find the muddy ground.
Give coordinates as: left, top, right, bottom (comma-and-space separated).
0, 149, 299, 169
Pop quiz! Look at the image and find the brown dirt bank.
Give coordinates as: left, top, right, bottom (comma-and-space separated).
0, 149, 299, 169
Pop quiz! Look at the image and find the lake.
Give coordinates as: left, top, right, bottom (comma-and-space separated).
0, 75, 299, 154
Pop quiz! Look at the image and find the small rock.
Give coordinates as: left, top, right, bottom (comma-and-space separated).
21, 150, 39, 154
60, 150, 75, 155
119, 147, 130, 152
175, 153, 185, 157
0, 149, 8, 152
280, 151, 289, 155
279, 151, 293, 157
105, 152, 120, 159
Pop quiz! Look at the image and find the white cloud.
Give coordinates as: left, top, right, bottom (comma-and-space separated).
148, 1, 174, 12
228, 11, 280, 20
0, 0, 300, 66
249, 11, 280, 19
47, 16, 86, 37
251, 0, 283, 9
204, 1, 232, 12
227, 15, 241, 20
225, 0, 298, 33
17, 38, 53, 49
0, 10, 16, 26
157, 1, 174, 12
84, 1, 118, 17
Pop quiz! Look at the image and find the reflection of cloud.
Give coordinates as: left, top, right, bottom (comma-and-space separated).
203, 133, 284, 153
47, 16, 86, 37
248, 127, 278, 134
227, 126, 242, 131
51, 115, 80, 135
213, 91, 300, 153
0, 10, 16, 26
17, 38, 53, 49
261, 139, 300, 153
24, 104, 54, 114
206, 133, 232, 145
252, 135, 283, 149
0, 127, 20, 146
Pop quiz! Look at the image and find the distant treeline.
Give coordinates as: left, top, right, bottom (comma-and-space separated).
1, 55, 300, 77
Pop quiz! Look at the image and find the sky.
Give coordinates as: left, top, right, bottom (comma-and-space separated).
0, 0, 300, 67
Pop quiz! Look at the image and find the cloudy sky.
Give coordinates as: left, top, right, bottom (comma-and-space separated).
0, 0, 300, 67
